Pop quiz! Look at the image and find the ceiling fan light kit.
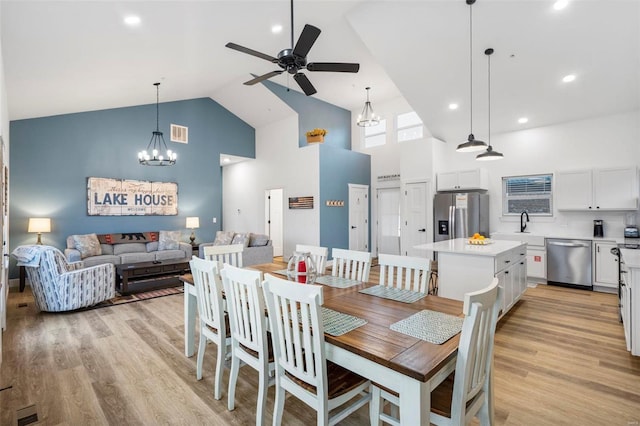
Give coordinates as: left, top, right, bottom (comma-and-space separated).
225, 0, 359, 96
138, 83, 177, 166
456, 0, 487, 153
356, 87, 380, 127
477, 48, 504, 161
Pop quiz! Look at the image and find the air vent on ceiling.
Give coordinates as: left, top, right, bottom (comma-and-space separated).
170, 124, 188, 144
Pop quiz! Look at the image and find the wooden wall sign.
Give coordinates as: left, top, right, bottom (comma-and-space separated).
288, 196, 314, 209
87, 177, 178, 216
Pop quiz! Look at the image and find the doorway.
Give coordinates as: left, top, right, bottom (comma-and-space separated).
264, 188, 283, 257
402, 181, 431, 257
348, 184, 369, 252
377, 187, 401, 255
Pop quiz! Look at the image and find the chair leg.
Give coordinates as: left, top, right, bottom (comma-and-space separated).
273, 384, 285, 426
256, 367, 268, 426
214, 339, 225, 400
228, 353, 240, 411
196, 330, 207, 381
370, 386, 382, 426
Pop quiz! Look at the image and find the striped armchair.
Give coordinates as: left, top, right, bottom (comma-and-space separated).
22, 246, 115, 312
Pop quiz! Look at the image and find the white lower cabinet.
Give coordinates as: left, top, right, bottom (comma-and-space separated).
495, 248, 527, 314
594, 241, 618, 290
526, 247, 546, 280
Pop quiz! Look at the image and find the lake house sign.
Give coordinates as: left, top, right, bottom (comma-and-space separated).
87, 177, 178, 216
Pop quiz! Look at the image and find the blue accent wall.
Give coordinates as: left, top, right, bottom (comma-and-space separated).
262, 80, 371, 253
9, 97, 254, 277
262, 80, 351, 149
319, 145, 370, 251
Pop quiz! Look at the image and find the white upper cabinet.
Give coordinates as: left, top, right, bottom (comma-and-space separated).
555, 167, 638, 211
437, 168, 488, 191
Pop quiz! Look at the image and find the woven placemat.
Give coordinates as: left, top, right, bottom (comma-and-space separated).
298, 307, 367, 336
359, 285, 426, 303
390, 310, 463, 344
315, 275, 361, 288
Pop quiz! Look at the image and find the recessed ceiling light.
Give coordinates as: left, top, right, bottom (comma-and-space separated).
518, 117, 529, 124
124, 15, 141, 26
553, 0, 569, 11
562, 74, 576, 83
448, 103, 459, 110
271, 24, 283, 34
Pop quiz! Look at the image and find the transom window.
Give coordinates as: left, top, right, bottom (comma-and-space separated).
397, 111, 423, 142
502, 174, 553, 215
363, 119, 387, 148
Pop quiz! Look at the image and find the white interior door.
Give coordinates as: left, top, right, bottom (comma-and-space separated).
348, 184, 369, 252
265, 189, 283, 257
403, 181, 431, 257
377, 187, 401, 255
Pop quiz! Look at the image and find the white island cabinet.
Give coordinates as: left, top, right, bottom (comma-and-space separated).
416, 238, 527, 316
620, 248, 640, 356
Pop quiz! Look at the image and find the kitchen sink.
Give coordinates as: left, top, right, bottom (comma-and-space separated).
491, 232, 546, 247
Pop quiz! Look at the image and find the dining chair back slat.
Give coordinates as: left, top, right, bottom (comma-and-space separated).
203, 244, 244, 268
378, 253, 430, 293
295, 244, 329, 274
220, 264, 274, 425
330, 248, 371, 282
189, 256, 231, 400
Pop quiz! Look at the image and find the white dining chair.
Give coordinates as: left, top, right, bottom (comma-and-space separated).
296, 244, 329, 274
189, 256, 231, 400
220, 264, 275, 426
262, 273, 372, 426
330, 248, 372, 282
203, 244, 244, 268
377, 253, 431, 293
370, 278, 502, 426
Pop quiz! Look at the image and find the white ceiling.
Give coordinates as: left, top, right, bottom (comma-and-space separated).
2, 1, 639, 145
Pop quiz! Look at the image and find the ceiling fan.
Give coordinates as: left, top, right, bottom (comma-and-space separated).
225, 0, 360, 96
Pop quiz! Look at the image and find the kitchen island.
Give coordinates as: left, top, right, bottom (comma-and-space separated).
620, 248, 640, 356
416, 238, 527, 316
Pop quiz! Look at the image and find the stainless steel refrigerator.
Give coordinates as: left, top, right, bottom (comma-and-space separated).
434, 192, 490, 242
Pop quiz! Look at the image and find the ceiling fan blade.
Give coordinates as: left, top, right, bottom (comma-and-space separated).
225, 42, 278, 63
307, 62, 360, 73
292, 24, 321, 58
243, 71, 284, 86
293, 73, 317, 96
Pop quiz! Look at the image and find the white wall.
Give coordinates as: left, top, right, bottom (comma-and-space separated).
432, 109, 640, 238
223, 114, 320, 258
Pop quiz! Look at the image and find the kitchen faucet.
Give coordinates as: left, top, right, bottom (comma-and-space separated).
520, 211, 530, 232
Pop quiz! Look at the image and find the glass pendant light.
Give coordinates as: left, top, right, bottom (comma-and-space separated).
138, 82, 177, 166
456, 0, 487, 153
477, 48, 504, 161
356, 87, 380, 127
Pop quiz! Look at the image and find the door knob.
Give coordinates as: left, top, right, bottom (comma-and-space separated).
351, 226, 357, 229
418, 229, 426, 232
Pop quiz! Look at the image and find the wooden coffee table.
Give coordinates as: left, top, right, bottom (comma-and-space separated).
116, 258, 190, 294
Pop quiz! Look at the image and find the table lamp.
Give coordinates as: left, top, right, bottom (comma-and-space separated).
186, 217, 200, 245
28, 218, 51, 245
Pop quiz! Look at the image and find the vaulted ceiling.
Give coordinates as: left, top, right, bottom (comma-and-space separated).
2, 1, 638, 144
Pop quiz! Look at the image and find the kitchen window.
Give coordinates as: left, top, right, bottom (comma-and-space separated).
502, 174, 553, 215
362, 118, 387, 148
396, 111, 423, 142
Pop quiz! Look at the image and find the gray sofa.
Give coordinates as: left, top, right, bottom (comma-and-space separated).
198, 231, 273, 266
65, 232, 192, 267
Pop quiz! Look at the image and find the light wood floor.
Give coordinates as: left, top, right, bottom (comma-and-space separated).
1, 265, 639, 425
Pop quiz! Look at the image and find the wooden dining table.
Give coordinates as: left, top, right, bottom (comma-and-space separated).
179, 262, 463, 426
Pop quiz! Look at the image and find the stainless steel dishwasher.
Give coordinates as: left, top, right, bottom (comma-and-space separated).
546, 238, 592, 289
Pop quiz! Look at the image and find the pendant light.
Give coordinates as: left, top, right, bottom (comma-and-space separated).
356, 87, 380, 127
138, 82, 177, 166
477, 48, 504, 161
456, 0, 487, 153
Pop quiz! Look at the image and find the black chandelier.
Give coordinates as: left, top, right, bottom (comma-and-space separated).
138, 82, 176, 166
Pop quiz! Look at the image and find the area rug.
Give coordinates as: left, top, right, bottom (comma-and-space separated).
89, 285, 184, 310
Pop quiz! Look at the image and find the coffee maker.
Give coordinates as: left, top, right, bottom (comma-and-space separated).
593, 220, 604, 238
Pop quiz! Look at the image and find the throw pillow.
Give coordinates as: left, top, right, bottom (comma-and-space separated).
158, 230, 181, 251
249, 233, 270, 247
73, 233, 102, 259
213, 230, 235, 246
231, 232, 250, 247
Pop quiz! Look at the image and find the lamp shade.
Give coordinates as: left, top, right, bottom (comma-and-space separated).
186, 217, 200, 229
28, 218, 51, 233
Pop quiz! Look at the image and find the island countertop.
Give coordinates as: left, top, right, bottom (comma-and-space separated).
415, 238, 526, 257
